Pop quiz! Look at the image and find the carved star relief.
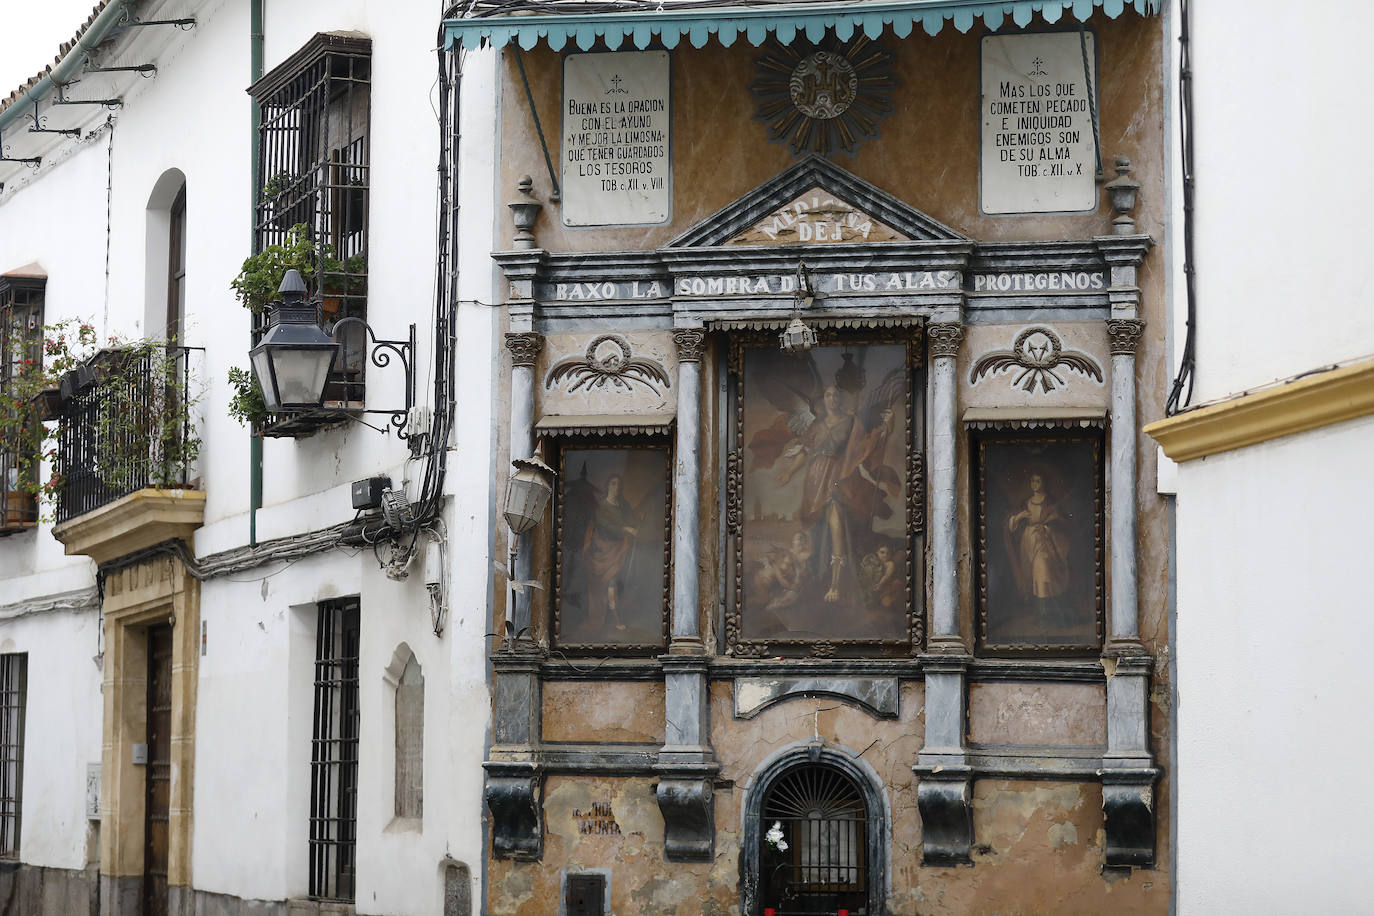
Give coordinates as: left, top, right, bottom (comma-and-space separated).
969, 327, 1103, 393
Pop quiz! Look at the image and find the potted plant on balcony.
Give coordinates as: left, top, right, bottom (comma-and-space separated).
226, 366, 269, 430
262, 171, 313, 231
92, 338, 203, 495
0, 318, 98, 526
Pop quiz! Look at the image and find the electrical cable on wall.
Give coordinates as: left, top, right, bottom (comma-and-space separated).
1166, 0, 1196, 415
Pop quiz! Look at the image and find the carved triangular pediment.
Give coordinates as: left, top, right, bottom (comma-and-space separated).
668, 155, 967, 249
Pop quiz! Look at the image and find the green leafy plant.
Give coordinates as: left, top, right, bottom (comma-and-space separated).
261, 171, 296, 201
0, 319, 99, 518
92, 338, 203, 493
227, 365, 269, 428
231, 223, 322, 314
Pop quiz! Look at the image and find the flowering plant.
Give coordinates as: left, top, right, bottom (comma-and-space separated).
0, 319, 98, 516
764, 820, 789, 852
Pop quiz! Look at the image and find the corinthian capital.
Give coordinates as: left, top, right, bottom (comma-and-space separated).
1106, 319, 1145, 356
504, 332, 544, 368
672, 329, 707, 363
927, 323, 964, 360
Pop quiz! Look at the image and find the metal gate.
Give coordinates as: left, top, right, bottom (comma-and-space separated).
759, 763, 869, 915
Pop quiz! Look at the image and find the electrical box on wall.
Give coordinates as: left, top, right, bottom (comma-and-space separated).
352, 476, 392, 510
131, 743, 148, 765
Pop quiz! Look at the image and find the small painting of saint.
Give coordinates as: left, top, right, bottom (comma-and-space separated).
739, 341, 911, 645
978, 433, 1102, 651
557, 446, 669, 649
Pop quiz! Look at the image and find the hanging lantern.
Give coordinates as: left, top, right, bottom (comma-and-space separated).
503, 453, 556, 535
779, 316, 818, 355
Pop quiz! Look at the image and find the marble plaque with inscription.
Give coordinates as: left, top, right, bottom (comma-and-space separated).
563, 51, 671, 227
980, 32, 1098, 215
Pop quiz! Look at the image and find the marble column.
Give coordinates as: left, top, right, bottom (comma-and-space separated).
486, 332, 546, 860
915, 322, 974, 864
1106, 318, 1145, 649
926, 322, 964, 648
504, 331, 543, 640
657, 327, 717, 862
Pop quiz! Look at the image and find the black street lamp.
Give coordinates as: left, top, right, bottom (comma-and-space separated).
249, 269, 339, 411
249, 268, 417, 436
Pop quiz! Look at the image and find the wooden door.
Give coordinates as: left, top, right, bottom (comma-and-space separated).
144, 624, 173, 915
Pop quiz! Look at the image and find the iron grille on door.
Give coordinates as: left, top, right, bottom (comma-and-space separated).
309, 599, 360, 901
0, 654, 26, 857
760, 764, 869, 915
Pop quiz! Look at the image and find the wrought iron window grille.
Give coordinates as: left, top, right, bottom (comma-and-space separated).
0, 276, 44, 534
249, 34, 372, 437
309, 599, 360, 902
759, 764, 870, 916
0, 654, 26, 858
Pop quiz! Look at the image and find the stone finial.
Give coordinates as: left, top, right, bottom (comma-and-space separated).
508, 176, 541, 250
927, 323, 964, 360
1105, 156, 1141, 235
672, 329, 707, 363
504, 332, 544, 367
1106, 318, 1145, 356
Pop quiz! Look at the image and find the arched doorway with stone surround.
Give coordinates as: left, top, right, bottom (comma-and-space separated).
741, 745, 888, 916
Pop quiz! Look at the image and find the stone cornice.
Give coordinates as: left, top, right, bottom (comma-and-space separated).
1145, 358, 1374, 462
52, 489, 206, 566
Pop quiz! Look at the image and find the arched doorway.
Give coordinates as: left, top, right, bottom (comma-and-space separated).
743, 749, 886, 915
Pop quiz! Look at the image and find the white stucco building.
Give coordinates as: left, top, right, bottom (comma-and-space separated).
1149, 0, 1374, 912
0, 1, 500, 913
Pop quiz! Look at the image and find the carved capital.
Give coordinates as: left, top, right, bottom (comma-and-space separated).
1106, 319, 1145, 356
505, 332, 545, 368
1100, 768, 1159, 868
655, 776, 714, 861
914, 767, 974, 865
927, 323, 964, 360
484, 767, 544, 860
671, 328, 707, 363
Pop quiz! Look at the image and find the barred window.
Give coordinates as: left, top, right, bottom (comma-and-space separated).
0, 273, 43, 534
0, 653, 27, 858
310, 599, 360, 902
249, 34, 371, 426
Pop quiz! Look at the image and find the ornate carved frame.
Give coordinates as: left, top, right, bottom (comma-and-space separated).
972, 428, 1105, 656
725, 327, 925, 658
552, 437, 673, 654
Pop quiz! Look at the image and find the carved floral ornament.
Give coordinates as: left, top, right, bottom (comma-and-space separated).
544, 335, 671, 395
927, 323, 963, 359
671, 328, 707, 362
1107, 318, 1146, 355
970, 327, 1104, 394
504, 332, 544, 367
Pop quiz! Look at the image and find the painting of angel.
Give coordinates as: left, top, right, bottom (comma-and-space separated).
976, 432, 1102, 652
739, 342, 910, 644
556, 446, 670, 649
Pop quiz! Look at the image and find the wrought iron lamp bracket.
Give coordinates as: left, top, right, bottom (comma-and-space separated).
328, 316, 416, 438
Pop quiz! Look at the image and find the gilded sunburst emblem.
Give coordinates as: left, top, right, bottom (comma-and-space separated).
751, 37, 897, 157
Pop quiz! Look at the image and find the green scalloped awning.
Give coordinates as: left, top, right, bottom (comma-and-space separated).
443, 0, 1159, 51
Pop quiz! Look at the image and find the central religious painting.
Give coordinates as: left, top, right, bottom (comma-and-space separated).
729, 334, 920, 654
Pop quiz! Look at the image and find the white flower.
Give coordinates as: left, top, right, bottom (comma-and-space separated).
765, 820, 788, 852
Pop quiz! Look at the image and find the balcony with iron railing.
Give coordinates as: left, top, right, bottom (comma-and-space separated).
50, 345, 206, 565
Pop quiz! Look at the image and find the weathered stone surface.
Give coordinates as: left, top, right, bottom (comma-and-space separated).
543, 680, 664, 744
969, 682, 1107, 746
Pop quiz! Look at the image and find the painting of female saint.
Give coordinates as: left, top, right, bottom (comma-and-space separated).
556, 446, 669, 649
737, 341, 912, 646
976, 433, 1102, 652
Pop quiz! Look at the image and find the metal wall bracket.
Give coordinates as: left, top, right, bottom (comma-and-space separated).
27, 101, 80, 137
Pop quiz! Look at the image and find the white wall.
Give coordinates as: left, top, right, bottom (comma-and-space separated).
0, 607, 102, 871
1189, 0, 1374, 404
1174, 414, 1374, 912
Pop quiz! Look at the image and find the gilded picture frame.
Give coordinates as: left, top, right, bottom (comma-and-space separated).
974, 430, 1104, 655
554, 442, 672, 653
726, 330, 924, 657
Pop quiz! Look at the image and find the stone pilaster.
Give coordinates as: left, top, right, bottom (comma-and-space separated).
656, 327, 718, 861
504, 332, 543, 640
926, 322, 963, 649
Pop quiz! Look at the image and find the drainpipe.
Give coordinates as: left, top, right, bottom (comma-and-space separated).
249, 0, 264, 546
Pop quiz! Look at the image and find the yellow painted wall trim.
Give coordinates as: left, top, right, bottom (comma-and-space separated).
1144, 358, 1374, 462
